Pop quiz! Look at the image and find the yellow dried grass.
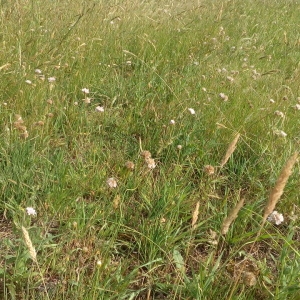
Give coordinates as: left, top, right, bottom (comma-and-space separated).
261, 152, 298, 226
191, 201, 200, 230
220, 133, 240, 168
221, 198, 244, 235
21, 226, 37, 263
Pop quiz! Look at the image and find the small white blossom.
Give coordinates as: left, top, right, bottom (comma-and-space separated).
268, 211, 284, 225
269, 99, 275, 104
25, 80, 32, 85
293, 104, 300, 110
96, 260, 102, 267
188, 108, 196, 115
146, 158, 156, 169
35, 69, 42, 74
26, 207, 37, 216
177, 145, 182, 150
81, 88, 90, 94
95, 106, 104, 112
170, 119, 175, 125
274, 130, 287, 137
274, 110, 284, 118
107, 177, 117, 188
219, 93, 228, 101
47, 77, 56, 83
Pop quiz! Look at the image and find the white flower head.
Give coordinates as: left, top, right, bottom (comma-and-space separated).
81, 88, 90, 94
25, 80, 32, 85
274, 130, 287, 137
47, 77, 56, 83
188, 108, 196, 115
170, 119, 175, 125
274, 110, 284, 118
268, 211, 284, 225
95, 106, 104, 112
219, 93, 228, 101
146, 158, 156, 169
107, 177, 117, 188
96, 260, 102, 267
26, 207, 37, 216
293, 104, 300, 110
35, 69, 42, 74
269, 99, 275, 104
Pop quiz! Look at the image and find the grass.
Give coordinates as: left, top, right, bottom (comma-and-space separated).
1, 0, 300, 299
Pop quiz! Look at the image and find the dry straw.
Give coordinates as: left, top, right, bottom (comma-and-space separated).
221, 198, 244, 235
261, 152, 298, 226
21, 226, 37, 263
191, 201, 200, 230
220, 133, 240, 168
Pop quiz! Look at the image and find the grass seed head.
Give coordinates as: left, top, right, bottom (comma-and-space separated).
262, 152, 298, 225
21, 226, 37, 263
221, 198, 244, 235
220, 133, 240, 168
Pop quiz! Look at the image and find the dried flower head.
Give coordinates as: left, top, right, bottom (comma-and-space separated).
219, 93, 228, 101
35, 121, 44, 126
204, 165, 215, 175
26, 207, 37, 216
146, 158, 156, 169
25, 80, 32, 85
267, 211, 284, 225
177, 145, 183, 150
269, 99, 275, 104
141, 150, 152, 159
35, 69, 42, 74
20, 130, 29, 139
170, 119, 176, 125
83, 97, 91, 104
107, 177, 117, 188
274, 110, 284, 118
125, 161, 135, 170
242, 272, 257, 286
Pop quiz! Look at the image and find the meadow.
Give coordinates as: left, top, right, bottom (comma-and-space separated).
0, 0, 300, 299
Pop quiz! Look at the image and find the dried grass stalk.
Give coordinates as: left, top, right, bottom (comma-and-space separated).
221, 198, 244, 235
21, 226, 37, 263
220, 133, 240, 168
262, 152, 298, 225
192, 201, 200, 230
